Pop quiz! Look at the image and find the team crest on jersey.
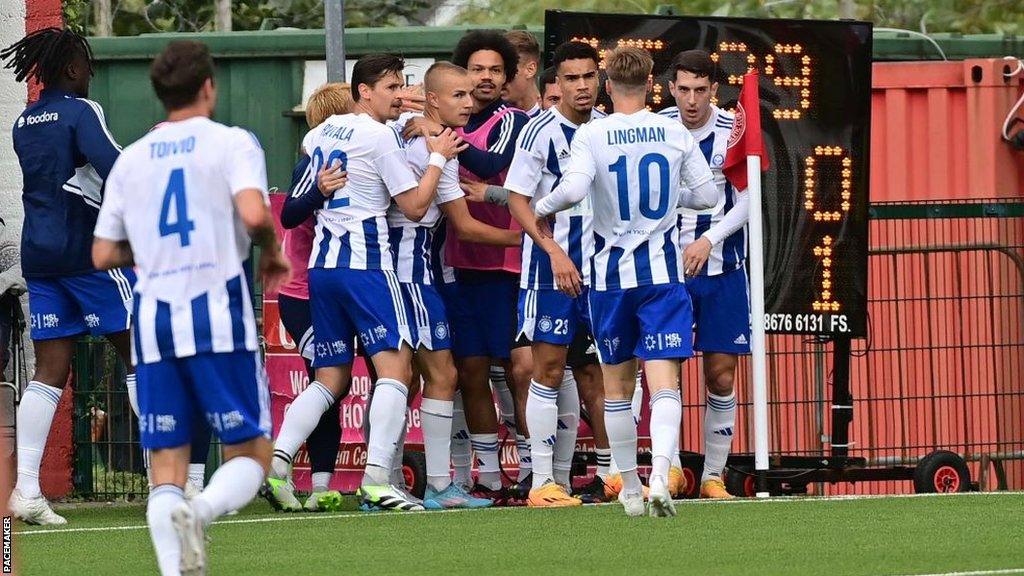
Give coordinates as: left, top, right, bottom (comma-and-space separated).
712, 153, 725, 167
538, 316, 553, 333
434, 322, 449, 340
727, 104, 746, 149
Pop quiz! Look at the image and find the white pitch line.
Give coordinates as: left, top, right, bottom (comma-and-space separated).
18, 490, 1023, 536
892, 565, 1024, 569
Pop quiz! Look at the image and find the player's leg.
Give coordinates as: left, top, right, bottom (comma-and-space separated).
701, 353, 738, 498
450, 390, 472, 489
9, 278, 85, 524
267, 281, 354, 511
552, 369, 580, 488
572, 363, 611, 501
489, 365, 526, 482
635, 282, 695, 518
304, 397, 343, 511
351, 270, 421, 510
135, 356, 193, 575
518, 288, 578, 505
694, 267, 749, 499
458, 356, 502, 495
389, 371, 418, 498
179, 350, 273, 574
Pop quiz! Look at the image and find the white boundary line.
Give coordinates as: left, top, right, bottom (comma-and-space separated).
892, 565, 1024, 569
19, 491, 1023, 536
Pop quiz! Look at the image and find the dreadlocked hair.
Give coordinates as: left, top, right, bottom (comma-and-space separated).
0, 27, 93, 87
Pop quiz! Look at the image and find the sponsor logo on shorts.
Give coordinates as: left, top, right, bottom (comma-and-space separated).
538, 316, 553, 333
434, 322, 448, 340
85, 314, 101, 328
221, 410, 245, 430
734, 334, 748, 345
644, 332, 684, 351
603, 337, 620, 355
30, 313, 61, 330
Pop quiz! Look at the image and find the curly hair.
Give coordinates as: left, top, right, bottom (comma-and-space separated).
451, 30, 519, 84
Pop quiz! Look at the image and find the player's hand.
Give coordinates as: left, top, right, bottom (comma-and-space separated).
260, 250, 292, 295
549, 248, 582, 298
460, 179, 488, 202
535, 215, 554, 240
403, 115, 443, 140
398, 84, 426, 113
427, 128, 468, 160
683, 236, 712, 276
317, 161, 347, 198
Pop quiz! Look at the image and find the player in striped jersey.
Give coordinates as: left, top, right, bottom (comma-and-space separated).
534, 47, 718, 517
274, 54, 462, 512
387, 62, 519, 509
93, 41, 288, 575
2, 28, 137, 525
507, 41, 607, 507
660, 50, 751, 499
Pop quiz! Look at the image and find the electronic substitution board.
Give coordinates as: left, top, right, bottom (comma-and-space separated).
545, 10, 872, 337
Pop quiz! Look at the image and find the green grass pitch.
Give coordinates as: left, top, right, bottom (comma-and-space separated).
13, 493, 1024, 575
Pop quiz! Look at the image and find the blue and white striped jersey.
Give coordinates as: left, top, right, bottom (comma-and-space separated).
386, 115, 464, 284
505, 106, 604, 290
300, 113, 418, 271
538, 110, 715, 291
94, 117, 266, 364
659, 105, 746, 276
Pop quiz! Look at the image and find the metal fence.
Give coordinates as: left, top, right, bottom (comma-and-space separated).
67, 198, 1024, 500
679, 198, 1024, 495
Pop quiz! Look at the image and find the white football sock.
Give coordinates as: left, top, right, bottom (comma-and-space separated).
490, 366, 516, 431
553, 373, 580, 488
515, 434, 532, 482
15, 381, 62, 498
390, 423, 408, 487
271, 381, 334, 480
649, 389, 682, 482
147, 484, 185, 576
703, 392, 737, 481
420, 398, 454, 492
526, 380, 558, 489
470, 433, 501, 490
125, 372, 140, 417
362, 379, 408, 486
312, 472, 332, 493
187, 463, 205, 489
595, 448, 612, 479
192, 456, 265, 526
605, 398, 640, 494
630, 377, 644, 424
450, 392, 472, 488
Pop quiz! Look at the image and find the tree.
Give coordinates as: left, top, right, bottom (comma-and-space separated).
453, 0, 1023, 35
63, 0, 433, 37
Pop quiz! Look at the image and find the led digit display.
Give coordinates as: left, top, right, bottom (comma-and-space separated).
545, 10, 872, 337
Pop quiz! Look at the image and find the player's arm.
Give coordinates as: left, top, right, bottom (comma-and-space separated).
683, 189, 749, 276
229, 130, 290, 293
390, 129, 465, 222
75, 101, 121, 182
677, 143, 718, 210
439, 197, 520, 247
534, 125, 596, 221
505, 141, 581, 296
92, 161, 133, 269
280, 153, 347, 229
456, 111, 529, 180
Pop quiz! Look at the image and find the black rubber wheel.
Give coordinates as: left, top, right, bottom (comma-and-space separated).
402, 451, 427, 499
680, 460, 702, 499
913, 450, 971, 493
724, 465, 756, 497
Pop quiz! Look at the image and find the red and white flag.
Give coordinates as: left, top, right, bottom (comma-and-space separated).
723, 70, 770, 191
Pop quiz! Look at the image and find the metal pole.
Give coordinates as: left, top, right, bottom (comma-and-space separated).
747, 154, 771, 497
325, 0, 346, 82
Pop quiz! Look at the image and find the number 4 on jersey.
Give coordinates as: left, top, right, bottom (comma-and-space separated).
159, 167, 196, 247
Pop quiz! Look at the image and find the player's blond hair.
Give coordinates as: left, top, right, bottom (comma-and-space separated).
305, 82, 353, 128
604, 46, 653, 90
